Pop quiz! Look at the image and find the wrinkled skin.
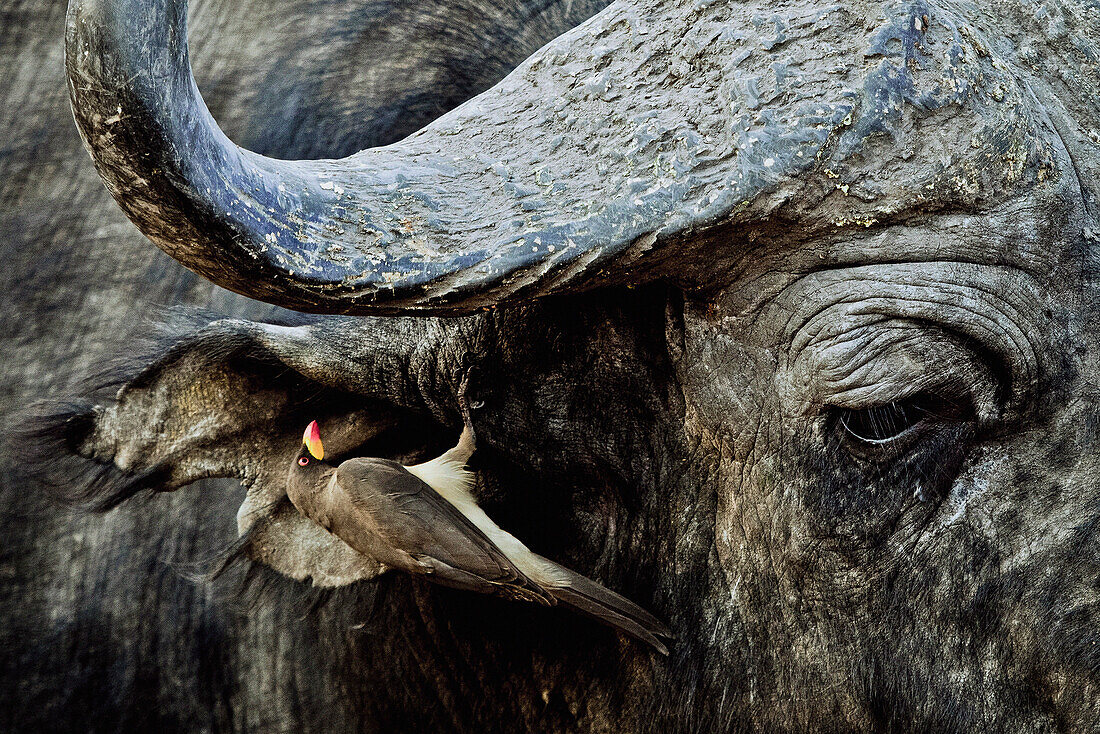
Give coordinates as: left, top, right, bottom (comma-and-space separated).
3, 0, 1100, 732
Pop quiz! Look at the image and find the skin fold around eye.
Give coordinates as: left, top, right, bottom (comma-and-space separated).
781, 312, 1003, 429
751, 262, 1045, 427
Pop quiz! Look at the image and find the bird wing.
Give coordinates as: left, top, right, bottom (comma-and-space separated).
331, 457, 552, 603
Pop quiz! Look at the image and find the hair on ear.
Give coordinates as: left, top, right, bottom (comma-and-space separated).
7, 399, 172, 512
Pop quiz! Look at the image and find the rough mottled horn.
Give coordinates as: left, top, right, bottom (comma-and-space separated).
66, 0, 658, 314
67, 0, 1045, 314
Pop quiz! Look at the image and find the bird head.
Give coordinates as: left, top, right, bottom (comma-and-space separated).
286, 420, 335, 513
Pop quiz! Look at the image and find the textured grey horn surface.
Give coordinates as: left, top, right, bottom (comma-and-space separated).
66, 0, 1056, 314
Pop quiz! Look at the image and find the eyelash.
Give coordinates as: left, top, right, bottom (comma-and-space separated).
837, 402, 926, 444
830, 392, 972, 448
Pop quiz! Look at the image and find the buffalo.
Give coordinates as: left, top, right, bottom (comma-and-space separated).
2, 0, 1099, 730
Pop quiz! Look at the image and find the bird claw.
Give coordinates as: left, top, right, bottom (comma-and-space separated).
456, 368, 480, 420
457, 372, 469, 414
455, 368, 478, 449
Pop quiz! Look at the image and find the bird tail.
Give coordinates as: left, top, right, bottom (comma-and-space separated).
537, 556, 672, 655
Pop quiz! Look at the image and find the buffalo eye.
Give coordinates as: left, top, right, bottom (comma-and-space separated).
838, 401, 923, 443
298, 456, 310, 466
832, 392, 971, 448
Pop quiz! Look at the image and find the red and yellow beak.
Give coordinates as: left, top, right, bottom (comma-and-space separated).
302, 420, 324, 460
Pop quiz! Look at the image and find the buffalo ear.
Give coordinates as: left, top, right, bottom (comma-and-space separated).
237, 497, 382, 588
13, 311, 451, 587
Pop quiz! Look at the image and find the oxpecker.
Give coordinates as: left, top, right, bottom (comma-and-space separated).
285, 383, 671, 654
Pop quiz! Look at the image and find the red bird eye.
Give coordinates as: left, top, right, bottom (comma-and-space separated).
298, 456, 310, 466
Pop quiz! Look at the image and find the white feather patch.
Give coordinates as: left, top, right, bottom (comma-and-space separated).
403, 456, 567, 586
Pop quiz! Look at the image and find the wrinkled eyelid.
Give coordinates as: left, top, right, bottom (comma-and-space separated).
794, 326, 1006, 423
825, 375, 995, 426
778, 270, 1043, 417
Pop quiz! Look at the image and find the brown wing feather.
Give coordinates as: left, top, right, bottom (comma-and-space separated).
333, 457, 552, 603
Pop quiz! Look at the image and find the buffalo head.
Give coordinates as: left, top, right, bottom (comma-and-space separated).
25, 0, 1100, 728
